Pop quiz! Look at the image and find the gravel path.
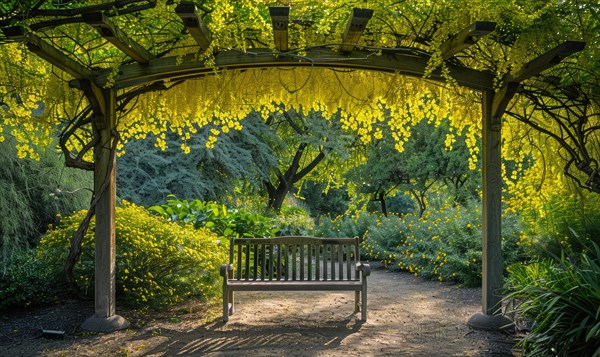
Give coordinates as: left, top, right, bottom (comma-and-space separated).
0, 266, 518, 356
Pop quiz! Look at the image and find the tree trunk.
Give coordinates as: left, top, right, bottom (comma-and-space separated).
265, 143, 329, 213
379, 192, 388, 216
410, 190, 427, 218
266, 180, 291, 213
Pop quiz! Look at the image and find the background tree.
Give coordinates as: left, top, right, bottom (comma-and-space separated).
117, 113, 278, 207
262, 106, 357, 213
297, 180, 350, 219
347, 118, 475, 217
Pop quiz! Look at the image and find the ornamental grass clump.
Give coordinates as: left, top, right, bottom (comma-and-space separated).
38, 202, 228, 309
505, 243, 600, 357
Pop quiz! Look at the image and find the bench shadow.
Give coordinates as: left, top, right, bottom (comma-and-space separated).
139, 314, 364, 356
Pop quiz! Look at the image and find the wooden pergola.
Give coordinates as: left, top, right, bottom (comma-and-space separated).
0, 2, 585, 332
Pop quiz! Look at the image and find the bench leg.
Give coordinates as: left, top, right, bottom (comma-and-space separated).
361, 281, 367, 321
223, 284, 229, 322
229, 290, 235, 315
354, 291, 360, 313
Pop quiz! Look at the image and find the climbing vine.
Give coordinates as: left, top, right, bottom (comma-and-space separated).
0, 0, 598, 208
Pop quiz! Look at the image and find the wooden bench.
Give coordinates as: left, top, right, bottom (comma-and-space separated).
220, 236, 370, 322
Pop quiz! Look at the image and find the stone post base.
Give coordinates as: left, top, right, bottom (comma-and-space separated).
81, 315, 130, 332
467, 312, 514, 331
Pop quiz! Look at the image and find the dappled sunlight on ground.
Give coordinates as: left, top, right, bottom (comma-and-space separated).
0, 267, 516, 356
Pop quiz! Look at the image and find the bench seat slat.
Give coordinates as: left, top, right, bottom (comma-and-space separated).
227, 280, 363, 291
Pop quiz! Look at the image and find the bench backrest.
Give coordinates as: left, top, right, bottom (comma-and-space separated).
229, 236, 360, 281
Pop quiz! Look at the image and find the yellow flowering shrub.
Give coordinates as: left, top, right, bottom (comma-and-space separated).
38, 201, 228, 309
318, 201, 527, 287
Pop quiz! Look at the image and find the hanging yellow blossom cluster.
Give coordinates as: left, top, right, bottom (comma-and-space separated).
121, 67, 479, 154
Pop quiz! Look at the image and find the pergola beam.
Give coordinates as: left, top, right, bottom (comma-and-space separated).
491, 82, 519, 121
440, 21, 496, 60
270, 7, 290, 52
175, 2, 212, 52
510, 41, 586, 83
340, 8, 373, 53
2, 27, 91, 79
83, 12, 154, 64
491, 40, 586, 119
93, 48, 496, 91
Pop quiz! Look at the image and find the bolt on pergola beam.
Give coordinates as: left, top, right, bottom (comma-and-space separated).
270, 6, 290, 52
440, 21, 496, 60
175, 2, 212, 52
340, 8, 373, 53
2, 27, 91, 79
82, 12, 154, 64
509, 41, 586, 83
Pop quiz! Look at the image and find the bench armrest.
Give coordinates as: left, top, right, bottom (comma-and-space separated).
356, 262, 371, 277
220, 264, 234, 278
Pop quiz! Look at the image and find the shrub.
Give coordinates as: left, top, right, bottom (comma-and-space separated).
149, 196, 278, 238
0, 249, 65, 310
520, 193, 600, 259
314, 212, 376, 239
299, 180, 349, 218
505, 243, 600, 356
37, 202, 228, 309
273, 204, 315, 236
320, 201, 527, 286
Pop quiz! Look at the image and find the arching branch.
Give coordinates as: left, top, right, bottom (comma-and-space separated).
507, 79, 600, 193
64, 129, 120, 293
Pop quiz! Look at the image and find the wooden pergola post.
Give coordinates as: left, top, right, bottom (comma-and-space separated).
80, 88, 129, 332
468, 41, 584, 330
467, 90, 513, 330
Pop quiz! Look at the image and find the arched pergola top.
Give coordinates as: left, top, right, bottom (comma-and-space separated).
91, 47, 496, 91
1, 1, 584, 114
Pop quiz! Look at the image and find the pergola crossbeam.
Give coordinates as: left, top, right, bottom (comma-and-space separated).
175, 2, 212, 52
270, 7, 290, 52
83, 12, 154, 64
510, 41, 586, 83
440, 21, 496, 60
340, 8, 373, 53
491, 82, 519, 121
2, 27, 91, 79
92, 48, 496, 91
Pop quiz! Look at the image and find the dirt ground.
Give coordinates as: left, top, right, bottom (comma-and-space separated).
0, 265, 519, 356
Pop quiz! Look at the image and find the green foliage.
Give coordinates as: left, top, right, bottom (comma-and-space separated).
149, 196, 278, 238
36, 202, 228, 309
346, 118, 477, 216
506, 244, 600, 356
298, 180, 349, 218
118, 117, 278, 207
318, 201, 526, 286
520, 193, 600, 259
365, 192, 415, 215
263, 107, 358, 212
314, 211, 374, 240
0, 249, 65, 310
0, 135, 91, 268
272, 203, 315, 236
